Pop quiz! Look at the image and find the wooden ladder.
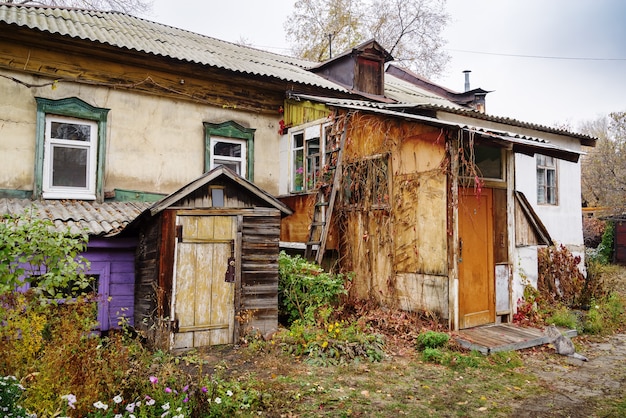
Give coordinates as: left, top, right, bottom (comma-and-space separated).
304, 114, 350, 264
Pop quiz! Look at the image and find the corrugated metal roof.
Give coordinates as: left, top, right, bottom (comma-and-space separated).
384, 73, 464, 109
0, 4, 595, 145
0, 198, 151, 236
0, 4, 345, 92
287, 94, 584, 161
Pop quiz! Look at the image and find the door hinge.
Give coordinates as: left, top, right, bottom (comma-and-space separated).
176, 224, 183, 242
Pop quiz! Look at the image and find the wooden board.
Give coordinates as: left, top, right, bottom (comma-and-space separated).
456, 324, 578, 354
172, 215, 235, 349
458, 188, 495, 329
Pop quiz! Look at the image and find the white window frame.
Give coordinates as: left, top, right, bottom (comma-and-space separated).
42, 115, 98, 200
289, 121, 331, 193
537, 154, 558, 205
209, 136, 247, 178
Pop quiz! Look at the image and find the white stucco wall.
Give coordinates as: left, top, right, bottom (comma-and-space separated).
515, 153, 585, 247
0, 70, 282, 196
512, 149, 586, 306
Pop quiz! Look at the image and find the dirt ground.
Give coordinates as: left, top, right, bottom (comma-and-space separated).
512, 333, 626, 417
189, 268, 626, 417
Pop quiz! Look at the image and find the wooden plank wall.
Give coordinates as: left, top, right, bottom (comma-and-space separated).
239, 212, 281, 337
134, 218, 161, 335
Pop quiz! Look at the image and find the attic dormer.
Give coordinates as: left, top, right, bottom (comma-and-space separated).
310, 39, 393, 97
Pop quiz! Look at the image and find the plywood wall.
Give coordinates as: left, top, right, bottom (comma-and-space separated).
337, 113, 449, 315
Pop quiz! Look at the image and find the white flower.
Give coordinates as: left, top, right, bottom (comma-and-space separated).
162, 402, 170, 411
226, 390, 233, 397
146, 398, 156, 406
113, 394, 123, 404
126, 402, 136, 413
115, 414, 123, 418
215, 397, 222, 404
61, 394, 77, 409
173, 414, 185, 418
130, 415, 136, 418
93, 401, 108, 410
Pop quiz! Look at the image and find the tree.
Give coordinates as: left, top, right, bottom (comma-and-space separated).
580, 111, 626, 214
5, 0, 152, 15
284, 0, 450, 78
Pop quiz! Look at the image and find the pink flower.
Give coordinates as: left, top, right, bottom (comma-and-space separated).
183, 385, 189, 393
165, 387, 172, 393
149, 376, 158, 385
201, 386, 208, 393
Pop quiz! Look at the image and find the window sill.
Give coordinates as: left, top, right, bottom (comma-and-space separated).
43, 191, 96, 200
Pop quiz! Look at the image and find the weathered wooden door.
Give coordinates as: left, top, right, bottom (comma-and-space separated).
172, 215, 236, 349
458, 188, 495, 329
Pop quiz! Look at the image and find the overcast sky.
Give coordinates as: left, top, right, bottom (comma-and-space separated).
148, 0, 626, 131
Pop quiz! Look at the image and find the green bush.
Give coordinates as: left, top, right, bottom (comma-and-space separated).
421, 348, 444, 363
545, 305, 579, 330
416, 331, 450, 349
583, 305, 604, 334
596, 221, 615, 265
278, 252, 349, 325
0, 210, 91, 299
581, 293, 625, 335
277, 319, 385, 366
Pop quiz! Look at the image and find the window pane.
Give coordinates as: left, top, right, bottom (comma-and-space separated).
50, 122, 91, 142
306, 138, 320, 190
211, 188, 225, 207
52, 146, 88, 187
293, 133, 304, 148
474, 145, 502, 179
213, 141, 241, 157
213, 159, 241, 174
293, 148, 304, 190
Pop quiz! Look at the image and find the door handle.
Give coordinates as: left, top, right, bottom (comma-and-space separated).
459, 238, 463, 262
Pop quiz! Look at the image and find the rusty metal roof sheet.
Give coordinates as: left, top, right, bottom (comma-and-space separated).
0, 198, 151, 237
0, 4, 345, 92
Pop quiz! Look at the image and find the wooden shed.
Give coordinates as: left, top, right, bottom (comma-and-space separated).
131, 166, 292, 350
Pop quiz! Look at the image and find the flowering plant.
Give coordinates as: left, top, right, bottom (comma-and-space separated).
0, 375, 35, 418
294, 166, 304, 190
60, 376, 192, 418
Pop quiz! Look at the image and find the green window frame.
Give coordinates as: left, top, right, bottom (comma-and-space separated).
204, 121, 255, 181
35, 97, 109, 200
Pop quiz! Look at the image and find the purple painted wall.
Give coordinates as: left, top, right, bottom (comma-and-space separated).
17, 237, 137, 332
85, 238, 137, 331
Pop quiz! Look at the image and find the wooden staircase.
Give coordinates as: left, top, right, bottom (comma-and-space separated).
304, 114, 350, 264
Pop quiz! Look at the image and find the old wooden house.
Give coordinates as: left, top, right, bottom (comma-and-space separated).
129, 166, 291, 349
277, 41, 595, 330
0, 5, 595, 338
0, 4, 340, 340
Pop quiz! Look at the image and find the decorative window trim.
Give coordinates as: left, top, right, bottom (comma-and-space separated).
536, 154, 558, 205
35, 97, 109, 200
204, 121, 255, 181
